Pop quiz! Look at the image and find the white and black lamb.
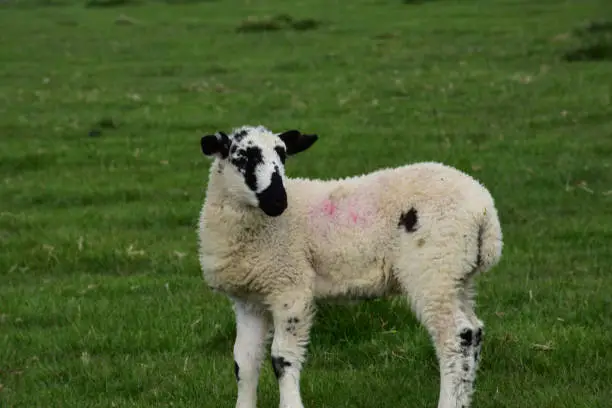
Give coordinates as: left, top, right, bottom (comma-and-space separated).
197, 125, 503, 408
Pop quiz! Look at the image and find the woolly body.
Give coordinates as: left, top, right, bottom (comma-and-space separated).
200, 161, 501, 303
196, 125, 503, 408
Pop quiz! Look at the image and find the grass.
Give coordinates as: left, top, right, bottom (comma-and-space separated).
1, 0, 611, 407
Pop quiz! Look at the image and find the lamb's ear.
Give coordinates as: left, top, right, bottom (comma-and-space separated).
278, 130, 318, 156
200, 132, 230, 158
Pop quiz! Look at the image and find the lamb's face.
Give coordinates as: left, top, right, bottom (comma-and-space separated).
223, 127, 288, 217
200, 125, 318, 217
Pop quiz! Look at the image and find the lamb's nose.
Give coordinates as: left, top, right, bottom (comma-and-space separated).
257, 172, 287, 217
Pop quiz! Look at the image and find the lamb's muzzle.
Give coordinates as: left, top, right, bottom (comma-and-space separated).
257, 170, 287, 217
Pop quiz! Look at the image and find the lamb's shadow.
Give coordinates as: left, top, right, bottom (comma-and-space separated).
310, 299, 420, 347
203, 298, 427, 368
203, 319, 235, 354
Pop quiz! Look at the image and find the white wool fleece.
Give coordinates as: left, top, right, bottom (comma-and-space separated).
198, 160, 502, 303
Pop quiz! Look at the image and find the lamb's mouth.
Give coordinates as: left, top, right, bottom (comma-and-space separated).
260, 202, 287, 217
256, 172, 288, 217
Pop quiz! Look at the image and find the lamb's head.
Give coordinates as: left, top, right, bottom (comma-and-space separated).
200, 125, 318, 217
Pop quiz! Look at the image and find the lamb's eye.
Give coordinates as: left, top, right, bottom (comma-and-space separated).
274, 146, 286, 164
231, 155, 248, 169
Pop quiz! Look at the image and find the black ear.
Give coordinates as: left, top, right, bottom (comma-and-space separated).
200, 132, 230, 158
278, 130, 318, 156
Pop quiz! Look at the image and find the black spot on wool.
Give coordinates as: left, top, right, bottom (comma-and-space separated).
398, 207, 418, 232
459, 328, 473, 347
474, 328, 482, 346
286, 317, 299, 335
271, 356, 291, 379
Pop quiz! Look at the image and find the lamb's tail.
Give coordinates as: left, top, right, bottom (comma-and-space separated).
474, 205, 503, 274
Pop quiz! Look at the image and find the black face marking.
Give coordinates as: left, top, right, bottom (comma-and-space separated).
274, 146, 287, 164
244, 147, 263, 191
233, 129, 248, 142
398, 207, 418, 232
476, 224, 484, 267
234, 361, 240, 381
230, 146, 264, 191
231, 152, 248, 169
459, 328, 473, 347
288, 317, 299, 324
463, 362, 469, 372
256, 170, 287, 217
271, 356, 291, 379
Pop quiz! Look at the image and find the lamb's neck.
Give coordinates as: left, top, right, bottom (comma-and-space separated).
202, 162, 268, 233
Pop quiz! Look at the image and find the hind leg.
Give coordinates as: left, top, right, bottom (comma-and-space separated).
436, 298, 484, 408
399, 274, 483, 408
459, 281, 485, 382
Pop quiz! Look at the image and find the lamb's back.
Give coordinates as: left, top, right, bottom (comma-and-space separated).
285, 162, 494, 299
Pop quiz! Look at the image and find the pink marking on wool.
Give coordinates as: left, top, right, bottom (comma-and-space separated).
322, 199, 337, 216
346, 198, 368, 225
307, 193, 377, 240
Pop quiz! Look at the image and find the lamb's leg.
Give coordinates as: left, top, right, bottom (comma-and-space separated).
269, 294, 314, 408
233, 299, 271, 408
434, 309, 483, 408
399, 277, 482, 408
460, 284, 485, 387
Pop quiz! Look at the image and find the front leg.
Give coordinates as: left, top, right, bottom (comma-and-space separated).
269, 293, 315, 408
233, 299, 271, 408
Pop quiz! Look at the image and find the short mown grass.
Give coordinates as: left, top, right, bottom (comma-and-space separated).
1, 0, 611, 407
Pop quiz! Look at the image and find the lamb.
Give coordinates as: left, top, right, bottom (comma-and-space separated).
197, 125, 503, 408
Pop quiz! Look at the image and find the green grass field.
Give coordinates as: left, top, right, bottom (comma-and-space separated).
1, 0, 612, 407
